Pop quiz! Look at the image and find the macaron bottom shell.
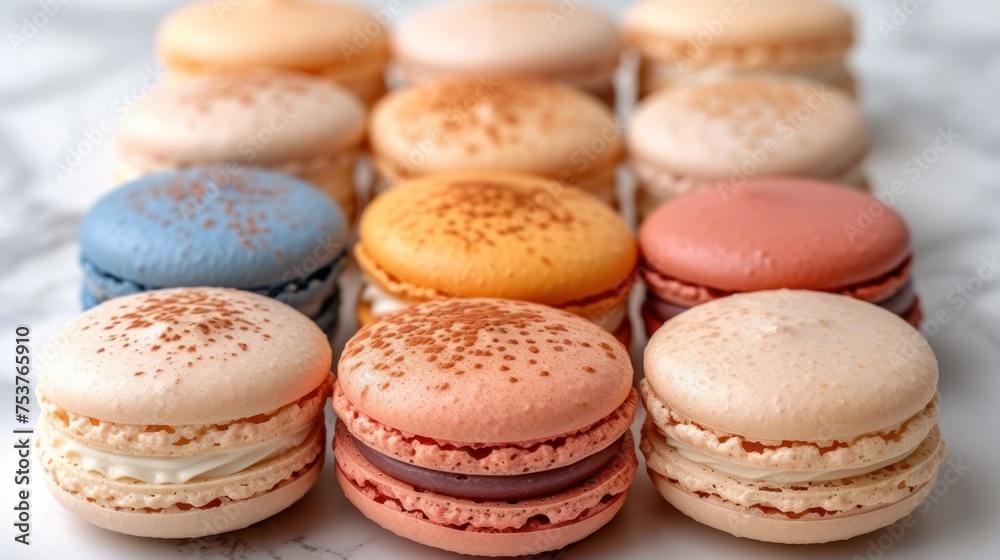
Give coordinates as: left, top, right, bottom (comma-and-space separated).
641, 422, 946, 544
79, 257, 344, 334
37, 422, 326, 538
334, 424, 637, 556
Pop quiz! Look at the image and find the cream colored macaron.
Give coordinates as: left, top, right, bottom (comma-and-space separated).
36, 288, 333, 538
355, 171, 637, 344
115, 72, 366, 220
625, 0, 856, 98
158, 0, 389, 106
627, 76, 869, 219
640, 290, 945, 544
393, 0, 621, 105
369, 76, 623, 206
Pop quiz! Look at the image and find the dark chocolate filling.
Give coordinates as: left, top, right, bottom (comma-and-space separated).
646, 280, 917, 323
353, 435, 625, 502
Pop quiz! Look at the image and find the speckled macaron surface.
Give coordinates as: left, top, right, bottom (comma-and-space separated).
117, 72, 366, 174
36, 287, 333, 538
640, 290, 945, 543
79, 167, 348, 330
368, 76, 621, 196
333, 298, 638, 556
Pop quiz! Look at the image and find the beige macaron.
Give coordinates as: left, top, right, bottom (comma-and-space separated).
115, 72, 366, 220
369, 76, 623, 205
641, 290, 945, 543
392, 0, 622, 105
627, 76, 869, 219
158, 0, 389, 106
625, 0, 856, 98
35, 287, 333, 538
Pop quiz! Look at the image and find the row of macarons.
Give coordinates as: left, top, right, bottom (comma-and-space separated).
82, 167, 920, 342
157, 0, 858, 106
37, 287, 943, 553
118, 0, 867, 222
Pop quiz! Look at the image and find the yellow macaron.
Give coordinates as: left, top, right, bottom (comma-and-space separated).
356, 171, 637, 342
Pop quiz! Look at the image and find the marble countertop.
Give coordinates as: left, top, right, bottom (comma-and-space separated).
2, 0, 999, 558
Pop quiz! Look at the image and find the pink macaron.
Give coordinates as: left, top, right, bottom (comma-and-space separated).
639, 178, 919, 335
332, 298, 638, 556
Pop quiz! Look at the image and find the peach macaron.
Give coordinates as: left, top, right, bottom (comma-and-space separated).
625, 0, 856, 98
36, 287, 333, 537
628, 76, 868, 219
333, 298, 638, 556
641, 290, 945, 543
393, 0, 622, 104
368, 76, 623, 206
638, 178, 920, 335
115, 72, 366, 219
355, 171, 637, 343
157, 0, 389, 106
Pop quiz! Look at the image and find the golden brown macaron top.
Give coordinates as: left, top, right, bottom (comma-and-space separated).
369, 77, 622, 182
358, 172, 636, 306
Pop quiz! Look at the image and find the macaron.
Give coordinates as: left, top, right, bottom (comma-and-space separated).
116, 72, 366, 219
640, 290, 945, 543
625, 0, 856, 98
369, 76, 623, 205
355, 171, 637, 344
393, 0, 621, 105
627, 76, 869, 219
157, 0, 389, 106
639, 178, 920, 335
333, 298, 639, 556
79, 167, 348, 333
36, 287, 333, 538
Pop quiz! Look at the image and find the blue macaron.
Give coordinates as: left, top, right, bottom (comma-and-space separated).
79, 167, 349, 332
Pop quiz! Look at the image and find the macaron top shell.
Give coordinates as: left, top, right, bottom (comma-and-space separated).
158, 0, 388, 71
339, 298, 633, 443
359, 172, 637, 305
80, 168, 348, 288
627, 78, 868, 180
370, 76, 621, 179
394, 0, 620, 72
644, 290, 938, 442
39, 288, 331, 425
117, 73, 366, 166
639, 179, 911, 292
626, 0, 852, 50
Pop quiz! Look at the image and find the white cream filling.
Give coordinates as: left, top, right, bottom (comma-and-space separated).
586, 299, 628, 332
362, 281, 627, 332
361, 282, 415, 319
666, 436, 920, 484
46, 421, 314, 484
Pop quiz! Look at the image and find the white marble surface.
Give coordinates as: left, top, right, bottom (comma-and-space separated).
2, 0, 999, 558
